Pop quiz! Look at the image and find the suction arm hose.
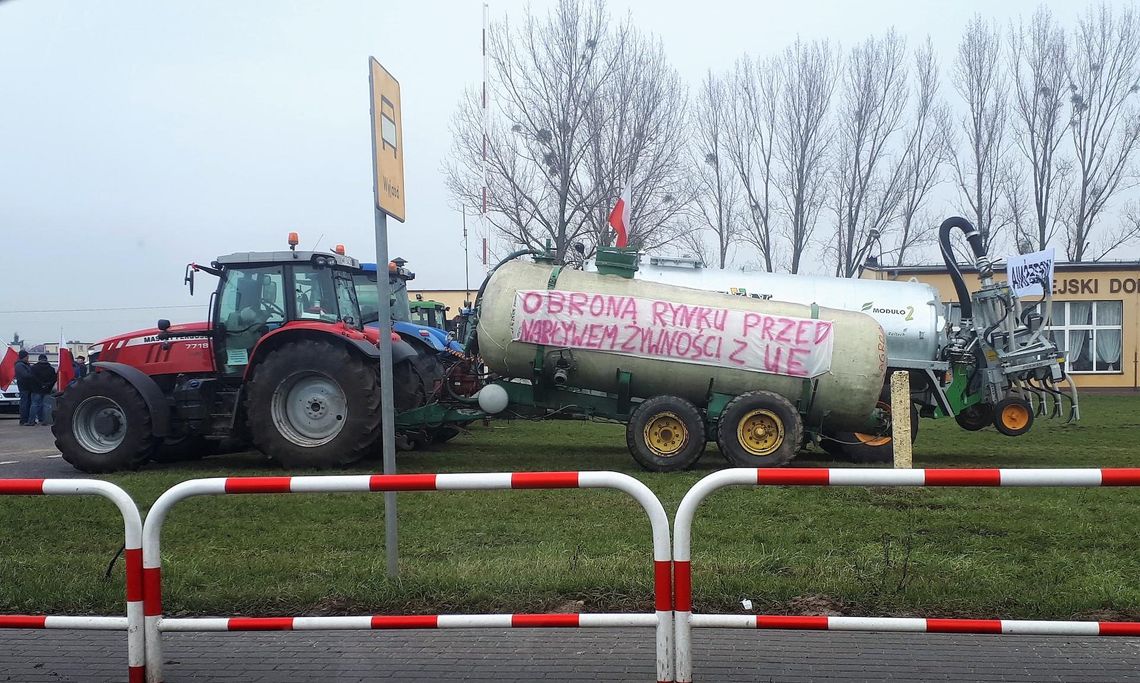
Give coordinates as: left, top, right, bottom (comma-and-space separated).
464, 248, 543, 353
939, 216, 991, 321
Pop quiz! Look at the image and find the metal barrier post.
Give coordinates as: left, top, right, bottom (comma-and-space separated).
673, 467, 1140, 683
0, 479, 145, 682
142, 472, 674, 683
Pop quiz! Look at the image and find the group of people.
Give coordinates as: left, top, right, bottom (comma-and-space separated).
13, 350, 88, 426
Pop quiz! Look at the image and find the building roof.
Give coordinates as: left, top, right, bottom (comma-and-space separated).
865, 260, 1140, 275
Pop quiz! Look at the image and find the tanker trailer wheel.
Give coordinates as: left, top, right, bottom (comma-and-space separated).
626, 396, 706, 472
245, 339, 381, 468
828, 399, 919, 464
52, 372, 157, 473
954, 403, 994, 431
716, 391, 802, 468
992, 397, 1034, 437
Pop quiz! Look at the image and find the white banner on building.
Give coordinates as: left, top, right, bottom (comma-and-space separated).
511, 290, 834, 379
1007, 247, 1055, 297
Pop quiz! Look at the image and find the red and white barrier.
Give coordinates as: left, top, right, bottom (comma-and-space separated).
0, 479, 144, 683
142, 472, 674, 683
672, 467, 1140, 683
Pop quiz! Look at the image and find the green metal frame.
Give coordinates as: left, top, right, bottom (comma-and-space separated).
933, 363, 984, 418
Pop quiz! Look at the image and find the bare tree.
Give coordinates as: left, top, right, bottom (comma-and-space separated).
689, 71, 739, 269
1066, 2, 1140, 261
830, 30, 909, 277
950, 15, 1011, 255
1008, 5, 1071, 253
890, 38, 953, 266
447, 0, 687, 263
775, 38, 839, 273
1114, 202, 1140, 255
723, 53, 782, 272
581, 29, 690, 253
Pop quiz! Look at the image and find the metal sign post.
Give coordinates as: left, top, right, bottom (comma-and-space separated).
369, 57, 405, 577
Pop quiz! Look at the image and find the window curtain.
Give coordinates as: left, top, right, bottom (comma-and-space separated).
1096, 301, 1124, 370
1067, 302, 1092, 366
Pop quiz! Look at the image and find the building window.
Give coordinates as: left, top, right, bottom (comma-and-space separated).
1047, 301, 1124, 373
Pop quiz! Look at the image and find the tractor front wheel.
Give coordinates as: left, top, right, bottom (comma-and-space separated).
246, 340, 381, 468
52, 372, 157, 473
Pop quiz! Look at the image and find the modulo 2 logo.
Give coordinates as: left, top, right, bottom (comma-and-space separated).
861, 301, 914, 321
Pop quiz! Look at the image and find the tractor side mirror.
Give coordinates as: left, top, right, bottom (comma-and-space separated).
184, 264, 196, 296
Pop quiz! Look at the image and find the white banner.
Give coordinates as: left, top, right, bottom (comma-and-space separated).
1007, 247, 1055, 297
511, 290, 834, 379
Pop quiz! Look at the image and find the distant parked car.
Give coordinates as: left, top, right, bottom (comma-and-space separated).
0, 384, 19, 414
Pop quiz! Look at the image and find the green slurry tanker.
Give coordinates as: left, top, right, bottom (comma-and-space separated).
465, 258, 887, 470
405, 215, 1076, 472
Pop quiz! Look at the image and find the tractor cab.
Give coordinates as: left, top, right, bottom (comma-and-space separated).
355, 258, 414, 325
354, 258, 464, 354
186, 239, 364, 376
409, 295, 450, 332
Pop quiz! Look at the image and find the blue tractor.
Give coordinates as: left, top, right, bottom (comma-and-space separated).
355, 259, 474, 447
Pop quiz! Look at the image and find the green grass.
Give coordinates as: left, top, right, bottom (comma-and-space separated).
1, 394, 1139, 621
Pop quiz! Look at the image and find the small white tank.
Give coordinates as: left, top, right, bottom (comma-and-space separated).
477, 260, 887, 430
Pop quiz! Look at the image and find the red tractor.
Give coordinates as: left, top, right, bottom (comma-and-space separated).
52, 243, 422, 472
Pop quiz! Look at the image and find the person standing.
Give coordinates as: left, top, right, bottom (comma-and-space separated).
73, 355, 88, 380
14, 350, 34, 426
29, 354, 57, 426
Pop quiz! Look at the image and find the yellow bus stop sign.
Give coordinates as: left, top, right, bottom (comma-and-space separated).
370, 58, 405, 222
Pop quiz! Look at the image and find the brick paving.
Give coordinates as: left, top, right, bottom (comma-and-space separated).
2, 628, 1140, 681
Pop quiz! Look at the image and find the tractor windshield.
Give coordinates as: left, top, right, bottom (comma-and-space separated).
351, 270, 411, 324
389, 273, 411, 322
293, 265, 358, 325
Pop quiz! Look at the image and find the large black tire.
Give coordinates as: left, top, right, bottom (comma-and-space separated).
52, 372, 157, 473
626, 396, 706, 472
716, 390, 803, 467
245, 339, 381, 468
955, 403, 994, 431
829, 389, 925, 465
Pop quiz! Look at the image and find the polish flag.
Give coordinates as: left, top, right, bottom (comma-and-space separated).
57, 337, 74, 392
608, 183, 631, 248
0, 347, 16, 390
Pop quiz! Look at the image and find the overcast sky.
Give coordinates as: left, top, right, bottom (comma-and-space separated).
0, 0, 1117, 344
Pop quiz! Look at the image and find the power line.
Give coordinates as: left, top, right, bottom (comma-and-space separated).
0, 305, 201, 314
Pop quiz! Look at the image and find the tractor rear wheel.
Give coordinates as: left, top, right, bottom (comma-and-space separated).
245, 340, 381, 468
716, 390, 802, 467
626, 396, 706, 472
52, 372, 157, 473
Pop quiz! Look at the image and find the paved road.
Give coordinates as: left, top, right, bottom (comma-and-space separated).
0, 414, 78, 478
2, 628, 1140, 682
